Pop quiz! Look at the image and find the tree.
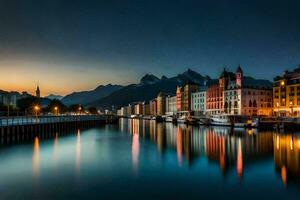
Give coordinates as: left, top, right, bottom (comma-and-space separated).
45, 99, 68, 114
88, 107, 98, 115
17, 97, 40, 115
69, 104, 84, 113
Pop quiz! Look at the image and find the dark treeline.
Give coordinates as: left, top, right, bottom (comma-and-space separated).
0, 97, 98, 116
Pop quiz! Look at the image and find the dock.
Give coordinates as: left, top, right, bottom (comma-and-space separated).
0, 115, 118, 144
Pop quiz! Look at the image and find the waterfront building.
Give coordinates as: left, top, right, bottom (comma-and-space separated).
176, 86, 184, 112
149, 99, 157, 116
183, 82, 199, 111
206, 66, 272, 116
191, 87, 207, 116
142, 103, 150, 116
0, 91, 18, 108
120, 107, 128, 116
273, 67, 300, 116
165, 95, 177, 115
156, 92, 167, 116
134, 102, 143, 116
127, 104, 135, 116
117, 109, 122, 116
224, 66, 273, 116
206, 79, 226, 115
176, 82, 199, 113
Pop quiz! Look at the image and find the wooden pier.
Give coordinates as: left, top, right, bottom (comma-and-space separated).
0, 115, 118, 145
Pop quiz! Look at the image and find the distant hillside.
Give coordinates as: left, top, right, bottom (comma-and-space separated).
87, 69, 210, 109
45, 94, 63, 100
61, 84, 123, 105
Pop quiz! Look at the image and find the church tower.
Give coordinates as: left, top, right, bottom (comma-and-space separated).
36, 84, 40, 98
236, 65, 243, 87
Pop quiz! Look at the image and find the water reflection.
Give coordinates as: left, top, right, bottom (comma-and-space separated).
120, 118, 300, 184
274, 134, 300, 185
131, 120, 140, 173
32, 136, 40, 179
76, 129, 81, 174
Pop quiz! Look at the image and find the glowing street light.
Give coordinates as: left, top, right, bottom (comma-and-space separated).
54, 106, 59, 115
78, 105, 82, 115
34, 105, 40, 119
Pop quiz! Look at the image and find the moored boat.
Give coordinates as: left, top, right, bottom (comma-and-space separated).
177, 115, 188, 124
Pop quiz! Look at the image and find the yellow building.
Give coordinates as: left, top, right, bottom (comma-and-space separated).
156, 92, 166, 116
273, 68, 300, 116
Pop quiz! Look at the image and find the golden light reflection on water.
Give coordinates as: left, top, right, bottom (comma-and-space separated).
76, 129, 81, 174
273, 134, 300, 186
32, 137, 40, 179
237, 139, 243, 178
176, 127, 183, 167
52, 133, 58, 162
121, 119, 300, 185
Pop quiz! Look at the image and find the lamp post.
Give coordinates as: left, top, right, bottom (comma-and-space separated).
78, 105, 82, 115
34, 105, 40, 119
54, 106, 58, 115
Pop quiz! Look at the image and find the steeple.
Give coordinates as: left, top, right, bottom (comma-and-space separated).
236, 65, 243, 87
36, 84, 40, 98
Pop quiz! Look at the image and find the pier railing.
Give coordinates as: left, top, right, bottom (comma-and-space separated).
0, 115, 116, 127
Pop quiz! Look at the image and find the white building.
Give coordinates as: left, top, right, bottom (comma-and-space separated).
224, 66, 273, 116
191, 90, 206, 116
165, 95, 177, 115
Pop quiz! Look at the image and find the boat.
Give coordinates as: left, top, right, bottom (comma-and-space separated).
210, 115, 250, 127
187, 116, 198, 125
197, 117, 210, 125
165, 116, 174, 123
177, 115, 188, 124
210, 115, 232, 126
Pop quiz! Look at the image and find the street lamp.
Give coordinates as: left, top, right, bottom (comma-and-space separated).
54, 106, 58, 115
78, 105, 82, 115
34, 105, 40, 119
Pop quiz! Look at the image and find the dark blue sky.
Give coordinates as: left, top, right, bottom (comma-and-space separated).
0, 0, 300, 95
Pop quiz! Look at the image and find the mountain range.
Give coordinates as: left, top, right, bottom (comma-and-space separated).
61, 84, 123, 106
86, 69, 210, 109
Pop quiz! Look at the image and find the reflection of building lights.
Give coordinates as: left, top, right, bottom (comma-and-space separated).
298, 139, 300, 149
276, 135, 280, 150
132, 132, 139, 173
32, 137, 40, 179
176, 127, 183, 167
237, 139, 243, 178
76, 129, 81, 173
290, 139, 293, 150
281, 166, 287, 186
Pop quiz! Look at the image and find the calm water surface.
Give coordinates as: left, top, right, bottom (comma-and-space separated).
0, 118, 300, 199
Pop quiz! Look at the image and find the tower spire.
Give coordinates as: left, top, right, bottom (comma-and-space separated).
36, 82, 40, 98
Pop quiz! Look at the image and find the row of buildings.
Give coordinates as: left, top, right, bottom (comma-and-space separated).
117, 66, 300, 117
0, 85, 40, 108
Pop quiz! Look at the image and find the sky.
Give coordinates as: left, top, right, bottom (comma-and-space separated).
0, 0, 300, 96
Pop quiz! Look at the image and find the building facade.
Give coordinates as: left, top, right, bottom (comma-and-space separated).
156, 92, 166, 116
142, 103, 150, 116
176, 82, 199, 113
223, 66, 273, 116
166, 95, 177, 115
273, 67, 300, 117
134, 102, 143, 116
149, 99, 157, 116
191, 89, 206, 115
